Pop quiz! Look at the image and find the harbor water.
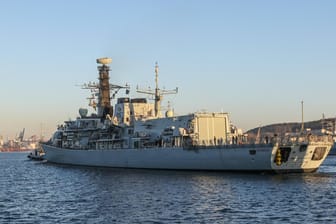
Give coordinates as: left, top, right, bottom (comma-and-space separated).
1, 152, 336, 223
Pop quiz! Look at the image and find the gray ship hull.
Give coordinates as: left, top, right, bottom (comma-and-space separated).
42, 144, 273, 171
42, 144, 326, 173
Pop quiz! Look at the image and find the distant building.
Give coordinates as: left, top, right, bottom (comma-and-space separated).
0, 135, 3, 148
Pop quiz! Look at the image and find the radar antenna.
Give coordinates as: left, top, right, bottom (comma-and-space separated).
136, 62, 178, 117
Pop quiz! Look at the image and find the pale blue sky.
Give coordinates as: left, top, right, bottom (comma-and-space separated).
0, 0, 335, 139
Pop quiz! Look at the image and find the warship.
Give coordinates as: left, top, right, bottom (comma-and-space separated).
41, 58, 333, 173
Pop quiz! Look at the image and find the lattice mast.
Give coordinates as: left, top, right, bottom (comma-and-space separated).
81, 58, 130, 119
97, 58, 113, 118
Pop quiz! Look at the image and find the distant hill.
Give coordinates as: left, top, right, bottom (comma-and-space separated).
246, 118, 335, 138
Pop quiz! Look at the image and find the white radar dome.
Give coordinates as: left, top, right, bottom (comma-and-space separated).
96, 57, 112, 65
79, 108, 88, 118
165, 109, 174, 118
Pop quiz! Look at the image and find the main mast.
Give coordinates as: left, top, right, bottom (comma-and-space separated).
137, 62, 178, 117
301, 100, 304, 133
154, 62, 161, 117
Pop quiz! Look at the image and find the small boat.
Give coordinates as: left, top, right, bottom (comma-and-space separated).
27, 147, 45, 161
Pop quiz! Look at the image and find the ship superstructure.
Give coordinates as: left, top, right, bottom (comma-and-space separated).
42, 58, 333, 173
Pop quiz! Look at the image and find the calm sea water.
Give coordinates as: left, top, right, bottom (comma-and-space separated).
1, 152, 336, 224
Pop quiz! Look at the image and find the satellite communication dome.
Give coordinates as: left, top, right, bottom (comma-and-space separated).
165, 109, 174, 118
96, 57, 112, 65
79, 108, 88, 118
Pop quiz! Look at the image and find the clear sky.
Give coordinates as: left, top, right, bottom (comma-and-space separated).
0, 0, 335, 140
